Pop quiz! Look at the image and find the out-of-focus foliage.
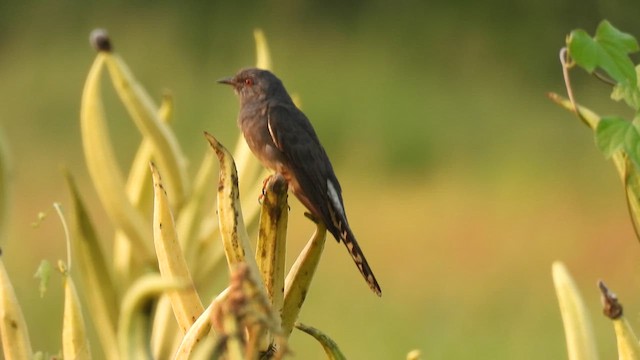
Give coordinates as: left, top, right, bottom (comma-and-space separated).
2, 2, 640, 359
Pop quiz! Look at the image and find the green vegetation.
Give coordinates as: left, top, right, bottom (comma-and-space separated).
2, 3, 640, 359
552, 20, 640, 359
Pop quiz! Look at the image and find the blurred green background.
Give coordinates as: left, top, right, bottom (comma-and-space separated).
2, 0, 640, 358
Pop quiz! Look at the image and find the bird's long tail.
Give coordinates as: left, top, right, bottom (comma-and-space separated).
339, 225, 382, 296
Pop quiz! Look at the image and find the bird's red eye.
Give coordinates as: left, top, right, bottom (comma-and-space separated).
244, 78, 254, 86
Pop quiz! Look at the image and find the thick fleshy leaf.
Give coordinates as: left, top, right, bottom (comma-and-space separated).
80, 54, 154, 263
150, 163, 205, 333
61, 270, 92, 360
282, 222, 327, 337
255, 175, 288, 320
598, 281, 640, 360
254, 28, 272, 70
295, 323, 346, 360
63, 171, 119, 359
104, 54, 189, 208
118, 275, 184, 359
0, 129, 8, 242
0, 259, 33, 359
623, 156, 640, 241
205, 133, 252, 265
552, 262, 598, 360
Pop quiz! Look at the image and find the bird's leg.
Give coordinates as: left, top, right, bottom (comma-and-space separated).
258, 174, 274, 204
303, 212, 320, 224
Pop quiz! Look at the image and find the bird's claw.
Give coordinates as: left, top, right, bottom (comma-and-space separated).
257, 174, 274, 204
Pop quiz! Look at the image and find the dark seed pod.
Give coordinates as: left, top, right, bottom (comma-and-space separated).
89, 29, 112, 52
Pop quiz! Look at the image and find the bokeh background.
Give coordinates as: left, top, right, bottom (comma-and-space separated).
2, 1, 640, 358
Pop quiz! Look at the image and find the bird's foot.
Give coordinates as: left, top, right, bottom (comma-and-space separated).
258, 174, 274, 204
303, 212, 320, 224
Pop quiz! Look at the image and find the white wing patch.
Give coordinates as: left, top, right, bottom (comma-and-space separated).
327, 179, 345, 218
267, 116, 281, 149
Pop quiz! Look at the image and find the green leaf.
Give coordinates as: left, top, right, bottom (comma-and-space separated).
295, 322, 347, 360
33, 260, 51, 298
595, 116, 634, 157
568, 20, 639, 86
612, 81, 640, 110
595, 116, 640, 168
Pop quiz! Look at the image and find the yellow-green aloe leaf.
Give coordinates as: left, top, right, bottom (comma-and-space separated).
174, 296, 220, 360
281, 221, 327, 337
150, 295, 181, 359
80, 53, 154, 263
203, 132, 252, 267
0, 258, 32, 359
177, 151, 218, 267
60, 262, 92, 360
193, 230, 226, 288
204, 133, 275, 333
63, 171, 119, 358
295, 322, 346, 360
0, 128, 9, 242
189, 288, 230, 360
124, 91, 174, 213
255, 174, 288, 324
112, 93, 175, 287
254, 28, 272, 70
598, 280, 640, 360
112, 230, 134, 292
241, 168, 271, 231
187, 332, 217, 360
104, 53, 188, 208
552, 261, 599, 360
118, 274, 184, 360
150, 163, 205, 333
623, 156, 640, 241
613, 319, 640, 360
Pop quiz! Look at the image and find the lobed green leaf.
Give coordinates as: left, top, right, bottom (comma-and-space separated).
595, 117, 635, 157
568, 20, 639, 86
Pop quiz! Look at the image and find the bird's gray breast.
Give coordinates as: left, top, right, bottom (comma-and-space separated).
238, 103, 286, 172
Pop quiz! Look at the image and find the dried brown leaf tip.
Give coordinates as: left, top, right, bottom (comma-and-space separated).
598, 280, 623, 319
90, 28, 112, 52
210, 263, 286, 358
228, 263, 276, 330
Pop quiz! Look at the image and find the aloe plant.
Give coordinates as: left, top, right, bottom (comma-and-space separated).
0, 28, 347, 359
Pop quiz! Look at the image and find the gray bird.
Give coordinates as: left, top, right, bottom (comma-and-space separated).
218, 68, 382, 296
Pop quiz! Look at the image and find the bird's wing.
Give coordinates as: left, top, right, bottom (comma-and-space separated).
267, 103, 382, 296
266, 103, 339, 219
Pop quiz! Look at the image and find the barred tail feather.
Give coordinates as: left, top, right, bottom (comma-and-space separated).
326, 179, 381, 296
340, 225, 382, 296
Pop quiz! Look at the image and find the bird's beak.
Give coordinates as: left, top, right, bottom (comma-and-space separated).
217, 76, 236, 86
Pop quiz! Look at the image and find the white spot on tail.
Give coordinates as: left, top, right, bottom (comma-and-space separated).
327, 179, 345, 218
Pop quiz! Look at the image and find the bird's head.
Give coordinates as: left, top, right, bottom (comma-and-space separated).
217, 68, 288, 104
